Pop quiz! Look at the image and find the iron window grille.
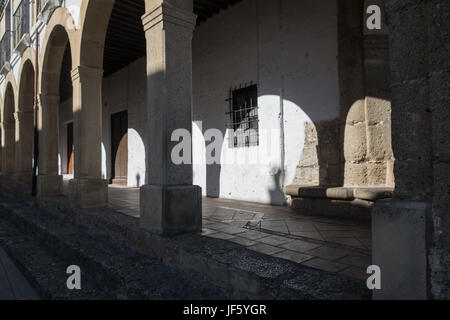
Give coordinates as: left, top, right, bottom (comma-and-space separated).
226, 84, 259, 148
13, 0, 28, 49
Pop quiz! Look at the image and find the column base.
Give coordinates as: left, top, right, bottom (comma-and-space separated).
37, 174, 63, 197
69, 178, 108, 209
0, 173, 15, 184
14, 173, 33, 189
372, 199, 430, 300
140, 184, 202, 236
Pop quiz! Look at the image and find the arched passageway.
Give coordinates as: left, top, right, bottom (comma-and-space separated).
2, 82, 16, 179
38, 21, 74, 196
16, 59, 35, 187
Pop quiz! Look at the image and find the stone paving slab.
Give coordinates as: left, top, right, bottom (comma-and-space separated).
85, 183, 373, 280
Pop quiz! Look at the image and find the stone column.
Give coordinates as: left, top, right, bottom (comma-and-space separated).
427, 0, 450, 300
69, 66, 108, 208
372, 0, 432, 299
14, 110, 34, 187
1, 120, 16, 182
140, 0, 201, 236
37, 94, 63, 196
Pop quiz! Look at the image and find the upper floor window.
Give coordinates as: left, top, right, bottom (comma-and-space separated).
0, 33, 9, 67
226, 84, 259, 148
13, 0, 28, 49
37, 0, 47, 14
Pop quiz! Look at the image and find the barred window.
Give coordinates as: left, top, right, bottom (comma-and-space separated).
13, 0, 28, 49
0, 33, 9, 68
226, 84, 259, 148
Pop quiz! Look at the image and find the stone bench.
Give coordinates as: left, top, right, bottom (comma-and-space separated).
284, 185, 394, 220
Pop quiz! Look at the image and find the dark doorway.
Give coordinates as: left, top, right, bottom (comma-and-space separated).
111, 110, 128, 185
67, 122, 74, 174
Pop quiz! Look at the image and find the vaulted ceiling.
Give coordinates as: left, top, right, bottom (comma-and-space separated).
103, 0, 242, 76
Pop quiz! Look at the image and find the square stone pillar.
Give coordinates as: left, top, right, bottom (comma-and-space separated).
37, 94, 63, 196
0, 120, 16, 183
140, 1, 202, 236
372, 0, 432, 300
14, 110, 34, 188
69, 66, 108, 208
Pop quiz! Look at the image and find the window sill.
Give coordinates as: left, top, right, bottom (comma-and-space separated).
0, 61, 11, 76
14, 33, 31, 56
37, 0, 62, 24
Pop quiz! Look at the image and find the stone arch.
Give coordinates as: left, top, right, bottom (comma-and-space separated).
17, 47, 36, 113
37, 7, 78, 196
39, 7, 78, 95
78, 0, 115, 69
2, 73, 18, 177
16, 48, 37, 185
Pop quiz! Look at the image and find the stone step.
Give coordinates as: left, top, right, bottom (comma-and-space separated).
33, 196, 369, 299
0, 215, 111, 299
0, 195, 242, 299
0, 188, 370, 299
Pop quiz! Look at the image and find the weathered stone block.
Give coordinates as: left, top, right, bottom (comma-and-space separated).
366, 162, 387, 186
366, 97, 391, 125
372, 200, 430, 300
345, 99, 365, 125
344, 123, 367, 162
299, 146, 319, 167
69, 178, 108, 209
37, 174, 63, 197
367, 124, 393, 161
344, 162, 367, 186
140, 184, 202, 236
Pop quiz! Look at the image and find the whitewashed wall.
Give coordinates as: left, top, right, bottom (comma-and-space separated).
4, 0, 341, 206
192, 0, 340, 205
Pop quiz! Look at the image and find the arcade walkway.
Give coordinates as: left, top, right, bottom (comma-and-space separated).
106, 184, 372, 281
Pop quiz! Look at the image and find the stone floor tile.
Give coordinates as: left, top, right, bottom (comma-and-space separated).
318, 230, 356, 238
287, 222, 317, 232
306, 246, 351, 261
228, 237, 258, 247
280, 240, 321, 253
301, 258, 348, 273
217, 226, 247, 235
290, 231, 324, 241
238, 230, 269, 240
207, 232, 236, 241
273, 250, 314, 264
201, 228, 218, 236
337, 253, 372, 268
322, 237, 364, 248
258, 235, 292, 246
247, 243, 285, 256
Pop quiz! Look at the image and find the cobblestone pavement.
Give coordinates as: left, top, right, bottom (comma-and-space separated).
0, 247, 40, 300
107, 184, 372, 280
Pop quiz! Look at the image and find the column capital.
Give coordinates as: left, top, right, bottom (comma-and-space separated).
14, 110, 34, 121
70, 65, 104, 82
142, 2, 197, 33
1, 120, 15, 129
38, 93, 60, 109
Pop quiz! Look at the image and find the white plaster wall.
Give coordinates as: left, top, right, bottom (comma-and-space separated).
2, 0, 340, 207
58, 98, 72, 175
101, 58, 147, 188
192, 0, 340, 205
